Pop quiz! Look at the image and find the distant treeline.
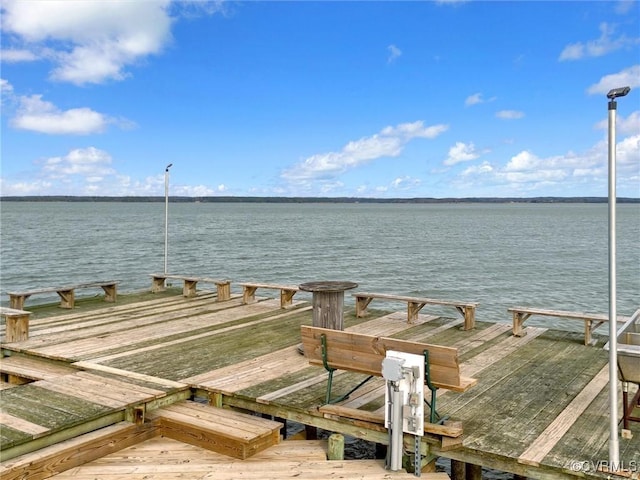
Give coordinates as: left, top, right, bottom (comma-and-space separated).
1, 196, 638, 203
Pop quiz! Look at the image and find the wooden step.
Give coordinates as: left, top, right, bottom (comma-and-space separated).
147, 400, 283, 459
0, 355, 77, 383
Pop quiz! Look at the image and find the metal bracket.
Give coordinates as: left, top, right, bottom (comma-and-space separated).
423, 350, 445, 424
414, 433, 421, 477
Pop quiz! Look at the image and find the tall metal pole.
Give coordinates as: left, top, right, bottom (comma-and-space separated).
164, 163, 173, 275
606, 86, 630, 465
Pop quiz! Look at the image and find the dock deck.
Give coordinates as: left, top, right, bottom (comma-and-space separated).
1, 290, 638, 479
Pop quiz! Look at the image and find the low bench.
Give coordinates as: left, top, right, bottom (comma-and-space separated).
301, 325, 476, 424
509, 306, 630, 346
238, 282, 299, 309
7, 281, 118, 310
0, 307, 31, 342
352, 292, 478, 330
150, 274, 230, 301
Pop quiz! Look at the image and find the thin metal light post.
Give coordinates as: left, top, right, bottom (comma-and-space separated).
606, 86, 630, 465
164, 163, 173, 275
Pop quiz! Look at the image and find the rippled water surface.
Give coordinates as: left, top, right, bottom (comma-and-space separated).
1, 201, 639, 328
1, 201, 638, 478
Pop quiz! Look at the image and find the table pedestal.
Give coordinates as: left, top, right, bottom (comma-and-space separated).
299, 281, 358, 331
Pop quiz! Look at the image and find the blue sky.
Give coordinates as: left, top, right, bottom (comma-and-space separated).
1, 1, 639, 198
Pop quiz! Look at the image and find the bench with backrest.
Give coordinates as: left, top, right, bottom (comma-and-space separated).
150, 274, 231, 301
509, 306, 630, 346
300, 325, 476, 429
238, 282, 299, 309
7, 281, 118, 310
352, 292, 478, 330
0, 307, 31, 342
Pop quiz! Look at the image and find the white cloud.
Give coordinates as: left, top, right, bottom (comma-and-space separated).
465, 93, 496, 107
281, 121, 449, 182
595, 111, 640, 135
504, 151, 540, 171
0, 49, 39, 62
42, 147, 116, 177
0, 178, 53, 195
11, 94, 111, 135
617, 134, 640, 171
444, 142, 480, 166
465, 93, 483, 106
615, 0, 637, 14
391, 176, 421, 189
459, 132, 639, 194
587, 65, 640, 96
387, 44, 402, 63
462, 161, 494, 176
1, 78, 14, 95
496, 110, 525, 120
1, 0, 173, 85
173, 184, 218, 196
559, 22, 639, 61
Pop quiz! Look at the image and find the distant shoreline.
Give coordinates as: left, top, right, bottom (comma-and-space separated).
0, 196, 638, 204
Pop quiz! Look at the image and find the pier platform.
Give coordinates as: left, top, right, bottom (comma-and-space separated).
1, 289, 638, 479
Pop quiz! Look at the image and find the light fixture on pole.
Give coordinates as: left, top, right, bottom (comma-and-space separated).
606, 85, 630, 465
164, 163, 173, 275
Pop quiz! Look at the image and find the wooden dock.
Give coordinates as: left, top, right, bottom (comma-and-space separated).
1, 288, 638, 479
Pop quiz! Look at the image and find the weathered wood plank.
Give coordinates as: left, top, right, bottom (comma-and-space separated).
50, 460, 448, 479
25, 299, 280, 361
72, 362, 187, 390
318, 404, 464, 438
8, 295, 228, 347
35, 371, 166, 409
0, 421, 157, 480
99, 307, 313, 381
0, 355, 77, 381
82, 437, 328, 463
0, 412, 49, 436
518, 364, 610, 467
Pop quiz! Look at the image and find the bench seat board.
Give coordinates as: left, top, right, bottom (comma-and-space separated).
7, 282, 118, 310
352, 292, 477, 330
509, 306, 630, 345
239, 283, 299, 308
354, 292, 478, 308
149, 274, 230, 300
300, 326, 473, 392
508, 306, 628, 322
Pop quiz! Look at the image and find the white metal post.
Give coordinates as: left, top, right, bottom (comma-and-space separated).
605, 86, 629, 465
607, 96, 619, 466
164, 163, 172, 275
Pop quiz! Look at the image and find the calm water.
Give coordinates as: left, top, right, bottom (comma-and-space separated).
1, 201, 638, 330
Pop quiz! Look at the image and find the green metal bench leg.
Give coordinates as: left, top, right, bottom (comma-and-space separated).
423, 350, 439, 424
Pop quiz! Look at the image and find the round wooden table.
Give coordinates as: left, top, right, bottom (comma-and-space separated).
299, 281, 358, 331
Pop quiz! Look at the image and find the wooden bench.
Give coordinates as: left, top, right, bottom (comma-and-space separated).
238, 282, 299, 309
352, 292, 478, 330
7, 281, 118, 310
301, 325, 476, 425
509, 306, 630, 346
150, 274, 231, 301
0, 307, 31, 342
